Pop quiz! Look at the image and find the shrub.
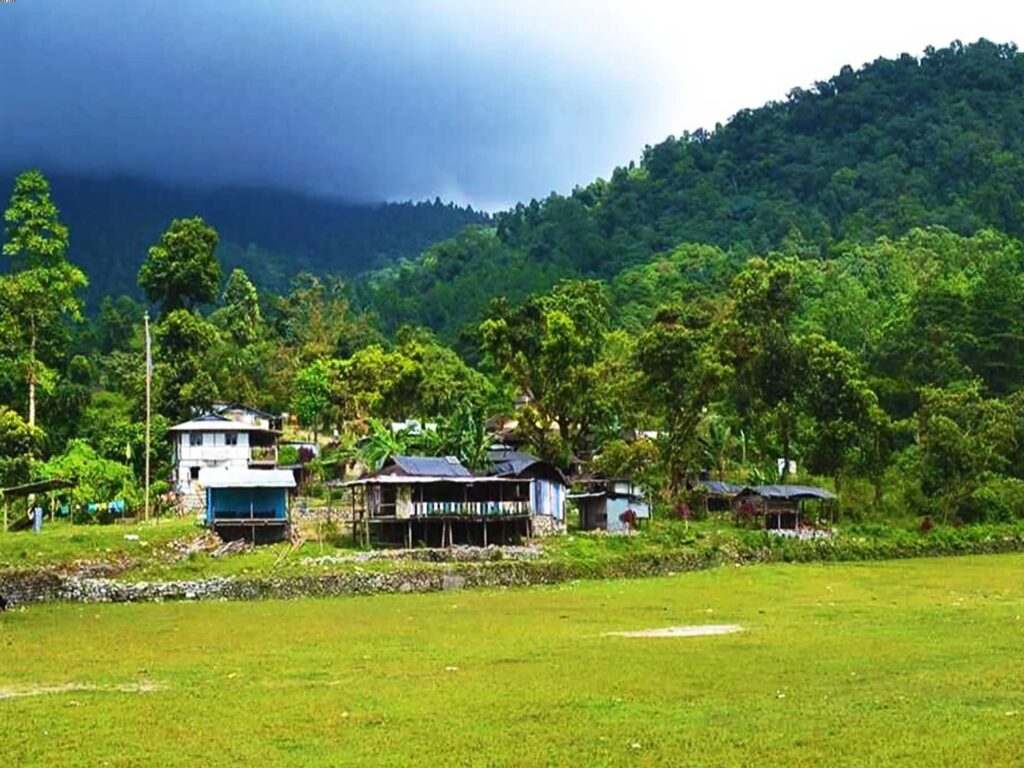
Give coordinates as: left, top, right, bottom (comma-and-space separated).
960, 478, 1024, 524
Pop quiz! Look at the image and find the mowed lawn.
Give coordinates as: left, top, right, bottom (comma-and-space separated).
2, 556, 1023, 767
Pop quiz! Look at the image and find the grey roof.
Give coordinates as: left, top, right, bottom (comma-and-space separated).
385, 455, 472, 478
168, 414, 277, 433
486, 448, 535, 475
486, 448, 566, 483
199, 468, 296, 489
738, 485, 837, 501
699, 480, 745, 497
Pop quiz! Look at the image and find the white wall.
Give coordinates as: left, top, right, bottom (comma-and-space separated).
175, 431, 253, 493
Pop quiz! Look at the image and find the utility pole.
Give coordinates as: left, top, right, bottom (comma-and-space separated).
144, 311, 152, 522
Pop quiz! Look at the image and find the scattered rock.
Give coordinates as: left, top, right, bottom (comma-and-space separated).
442, 574, 465, 591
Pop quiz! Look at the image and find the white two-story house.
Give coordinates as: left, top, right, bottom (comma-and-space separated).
168, 411, 281, 505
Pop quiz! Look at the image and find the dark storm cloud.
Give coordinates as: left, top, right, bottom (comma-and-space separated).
0, 1, 669, 208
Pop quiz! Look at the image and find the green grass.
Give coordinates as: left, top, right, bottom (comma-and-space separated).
0, 518, 199, 569
2, 554, 1023, 766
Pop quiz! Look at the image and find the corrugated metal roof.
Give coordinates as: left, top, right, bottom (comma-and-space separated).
386, 455, 472, 477
699, 480, 745, 496
738, 485, 837, 501
199, 468, 296, 489
340, 476, 526, 487
168, 414, 276, 433
486, 448, 566, 483
486, 449, 539, 476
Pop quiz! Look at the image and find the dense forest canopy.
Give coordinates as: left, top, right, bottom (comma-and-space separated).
357, 39, 1024, 344
2, 39, 1024, 527
0, 174, 487, 303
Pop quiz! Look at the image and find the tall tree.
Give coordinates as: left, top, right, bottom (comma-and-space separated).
1, 170, 87, 427
138, 217, 221, 314
153, 309, 219, 422
479, 280, 610, 465
798, 334, 877, 490
729, 258, 803, 479
636, 302, 731, 494
216, 268, 263, 346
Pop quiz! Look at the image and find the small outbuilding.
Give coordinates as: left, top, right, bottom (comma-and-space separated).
696, 480, 745, 513
570, 480, 650, 533
732, 484, 837, 530
199, 467, 296, 543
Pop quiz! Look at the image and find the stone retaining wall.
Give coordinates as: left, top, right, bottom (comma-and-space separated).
4, 531, 1024, 607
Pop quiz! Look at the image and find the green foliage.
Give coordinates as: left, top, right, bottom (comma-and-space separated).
0, 405, 45, 486
138, 217, 222, 313
915, 382, 1016, 519
153, 309, 220, 421
37, 439, 138, 507
635, 302, 731, 492
479, 280, 610, 464
291, 358, 335, 437
3, 169, 70, 268
1, 170, 87, 429
214, 268, 263, 345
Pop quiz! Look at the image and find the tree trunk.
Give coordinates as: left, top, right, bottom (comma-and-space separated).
780, 423, 791, 483
27, 323, 37, 428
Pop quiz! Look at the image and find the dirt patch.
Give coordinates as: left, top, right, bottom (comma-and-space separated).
603, 624, 744, 638
0, 681, 165, 700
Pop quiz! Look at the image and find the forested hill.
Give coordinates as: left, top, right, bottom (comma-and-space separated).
22, 175, 486, 304
358, 39, 1024, 340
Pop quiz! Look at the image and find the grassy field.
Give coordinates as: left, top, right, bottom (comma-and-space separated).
0, 517, 199, 569
2, 555, 1023, 766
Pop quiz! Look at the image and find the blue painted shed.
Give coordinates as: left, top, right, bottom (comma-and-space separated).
199, 468, 296, 543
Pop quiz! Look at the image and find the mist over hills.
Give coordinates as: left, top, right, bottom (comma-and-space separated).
4, 174, 487, 305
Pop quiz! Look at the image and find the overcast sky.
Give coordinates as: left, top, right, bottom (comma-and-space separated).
1, 1, 1020, 210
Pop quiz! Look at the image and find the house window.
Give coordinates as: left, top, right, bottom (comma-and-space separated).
189, 466, 200, 480
189, 432, 203, 447
225, 432, 238, 446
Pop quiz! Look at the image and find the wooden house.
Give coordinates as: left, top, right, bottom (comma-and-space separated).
342, 453, 567, 547
486, 448, 567, 534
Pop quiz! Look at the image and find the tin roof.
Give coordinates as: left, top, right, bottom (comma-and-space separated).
737, 485, 837, 501
699, 480, 745, 497
485, 448, 565, 483
198, 468, 296, 489
384, 455, 473, 478
168, 414, 278, 433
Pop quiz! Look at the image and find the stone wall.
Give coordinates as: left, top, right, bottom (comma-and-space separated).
5, 528, 1024, 607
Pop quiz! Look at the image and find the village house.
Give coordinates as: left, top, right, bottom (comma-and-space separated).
167, 406, 282, 509
341, 452, 567, 547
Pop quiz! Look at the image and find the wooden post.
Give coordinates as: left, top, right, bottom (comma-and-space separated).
143, 311, 152, 522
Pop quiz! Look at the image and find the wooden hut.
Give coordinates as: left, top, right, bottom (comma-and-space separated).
732, 485, 837, 530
